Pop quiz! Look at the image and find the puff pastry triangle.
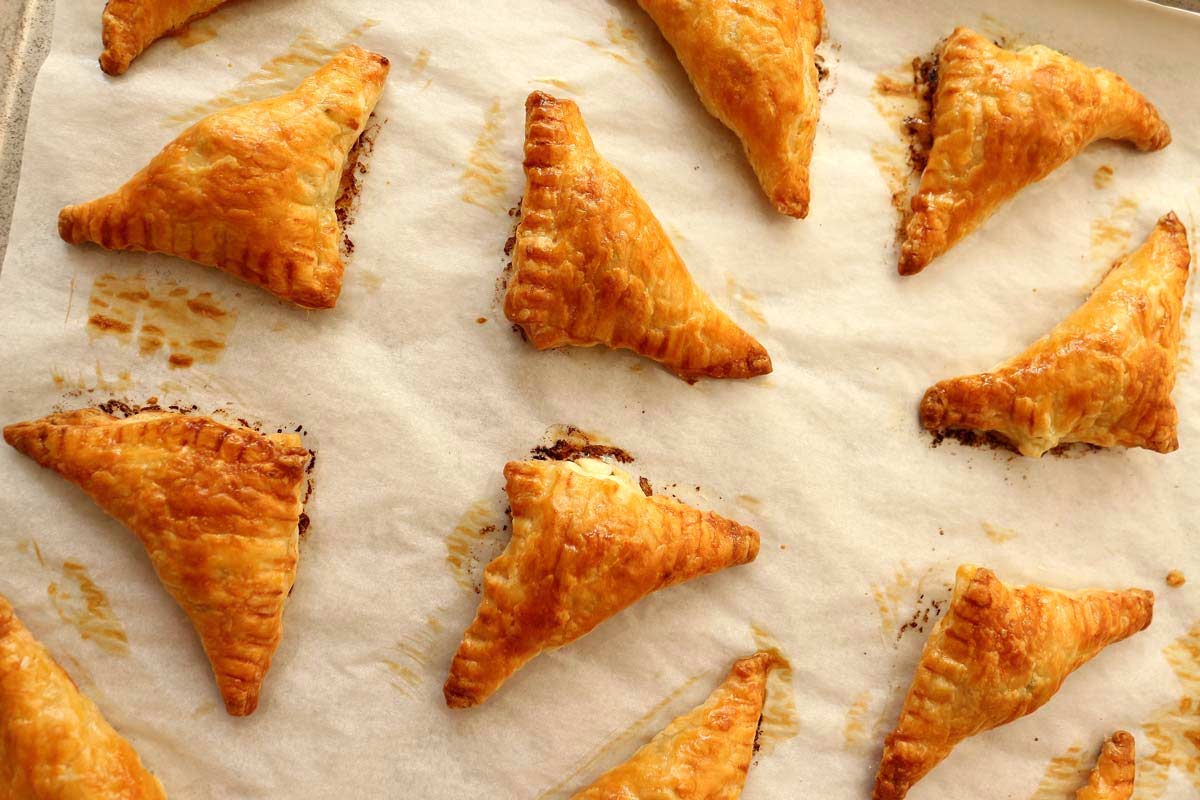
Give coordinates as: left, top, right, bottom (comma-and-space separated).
900, 27, 1171, 275
60, 46, 390, 309
444, 458, 760, 707
573, 650, 783, 799
4, 408, 312, 717
920, 213, 1190, 457
637, 0, 824, 218
1076, 731, 1136, 800
100, 0, 237, 75
505, 92, 772, 382
0, 594, 166, 798
873, 565, 1153, 800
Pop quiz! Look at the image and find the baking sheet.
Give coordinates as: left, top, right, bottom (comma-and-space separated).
0, 0, 1197, 797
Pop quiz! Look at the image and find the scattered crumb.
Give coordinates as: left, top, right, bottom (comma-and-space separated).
1166, 570, 1185, 588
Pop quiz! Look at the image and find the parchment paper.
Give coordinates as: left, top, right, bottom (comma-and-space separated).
0, 1, 1197, 797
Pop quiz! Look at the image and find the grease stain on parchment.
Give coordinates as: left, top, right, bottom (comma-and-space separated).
175, 20, 219, 49
50, 363, 132, 394
1136, 621, 1200, 797
380, 616, 445, 699
725, 274, 767, 327
573, 19, 661, 72
534, 672, 707, 799
532, 77, 579, 93
86, 273, 237, 369
46, 560, 128, 656
1089, 197, 1139, 266
190, 699, 218, 719
445, 498, 508, 594
461, 98, 513, 214
869, 57, 937, 232
871, 564, 946, 643
977, 13, 1027, 48
163, 20, 380, 126
843, 690, 887, 751
750, 624, 800, 753
410, 48, 430, 76
1028, 743, 1089, 800
981, 521, 1018, 543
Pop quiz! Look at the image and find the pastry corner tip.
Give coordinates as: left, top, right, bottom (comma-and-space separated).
442, 680, 479, 710
57, 205, 81, 244
897, 252, 927, 277
917, 385, 948, 431
98, 54, 124, 77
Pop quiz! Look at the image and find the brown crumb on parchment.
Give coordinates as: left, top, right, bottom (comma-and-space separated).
335, 114, 386, 257
530, 425, 634, 464
1166, 570, 1186, 588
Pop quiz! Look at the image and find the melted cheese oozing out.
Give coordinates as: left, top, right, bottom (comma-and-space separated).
562, 457, 639, 493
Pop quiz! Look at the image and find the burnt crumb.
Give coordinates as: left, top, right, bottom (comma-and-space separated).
236, 417, 254, 430
294, 424, 304, 433
815, 53, 829, 82
752, 713, 764, 755
297, 513, 310, 538
510, 323, 527, 342
638, 476, 653, 496
97, 399, 139, 418
928, 428, 1020, 455
167, 403, 198, 414
507, 198, 523, 218
306, 450, 317, 474
930, 427, 1102, 459
531, 439, 634, 464
503, 236, 516, 257
899, 53, 940, 177
1047, 442, 1104, 459
335, 114, 385, 257
530, 425, 635, 464
302, 479, 314, 505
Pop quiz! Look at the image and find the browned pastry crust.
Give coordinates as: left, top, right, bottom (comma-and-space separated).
100, 0, 234, 75
0, 594, 166, 798
636, 0, 824, 218
505, 91, 772, 381
873, 565, 1154, 800
1076, 731, 1136, 800
900, 27, 1171, 275
444, 458, 760, 708
59, 46, 390, 309
920, 213, 1190, 457
573, 651, 782, 799
4, 408, 311, 717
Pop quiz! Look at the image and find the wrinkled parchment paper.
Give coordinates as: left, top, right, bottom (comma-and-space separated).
0, 0, 1197, 797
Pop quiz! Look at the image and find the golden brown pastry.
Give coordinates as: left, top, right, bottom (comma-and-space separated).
100, 0, 235, 75
1076, 731, 1136, 800
900, 27, 1170, 275
444, 458, 760, 708
873, 565, 1154, 800
920, 213, 1190, 457
573, 651, 782, 799
60, 46, 390, 309
0, 594, 166, 798
636, 0, 824, 218
505, 92, 771, 382
4, 408, 312, 717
